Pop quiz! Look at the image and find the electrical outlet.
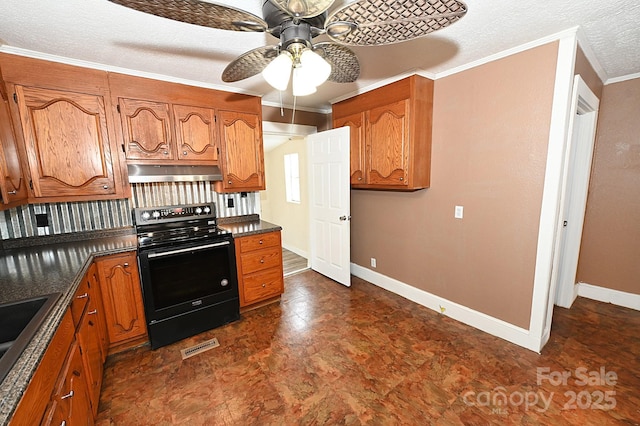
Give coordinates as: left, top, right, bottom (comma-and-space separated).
227, 198, 234, 208
454, 205, 464, 219
370, 258, 377, 268
35, 213, 49, 228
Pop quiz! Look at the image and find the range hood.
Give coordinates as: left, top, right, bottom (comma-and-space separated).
127, 164, 223, 183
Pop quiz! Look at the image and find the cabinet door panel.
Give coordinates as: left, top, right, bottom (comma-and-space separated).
173, 104, 217, 162
218, 110, 264, 191
16, 86, 117, 197
367, 99, 409, 186
52, 340, 94, 426
97, 252, 147, 346
334, 112, 365, 185
0, 95, 28, 206
77, 305, 104, 416
119, 98, 173, 161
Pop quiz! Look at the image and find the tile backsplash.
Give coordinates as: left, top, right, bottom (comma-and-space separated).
0, 182, 260, 240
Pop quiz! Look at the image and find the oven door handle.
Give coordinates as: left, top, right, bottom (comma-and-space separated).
147, 241, 230, 258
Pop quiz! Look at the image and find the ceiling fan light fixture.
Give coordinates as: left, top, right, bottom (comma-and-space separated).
292, 67, 318, 97
262, 51, 293, 91
299, 49, 331, 87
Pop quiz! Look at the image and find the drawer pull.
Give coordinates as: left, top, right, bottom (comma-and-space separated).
260, 258, 265, 263
76, 293, 88, 299
123, 263, 129, 267
262, 283, 266, 288
259, 240, 263, 244
61, 390, 74, 400
88, 309, 98, 315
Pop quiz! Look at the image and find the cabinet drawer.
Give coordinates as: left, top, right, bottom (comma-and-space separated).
70, 278, 89, 327
240, 247, 282, 275
238, 232, 280, 253
242, 267, 284, 305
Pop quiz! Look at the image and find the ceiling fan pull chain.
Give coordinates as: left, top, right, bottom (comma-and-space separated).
291, 95, 297, 125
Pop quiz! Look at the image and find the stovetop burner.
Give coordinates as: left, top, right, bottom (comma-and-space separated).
133, 202, 230, 249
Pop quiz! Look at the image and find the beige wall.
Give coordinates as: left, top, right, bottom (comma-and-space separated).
261, 139, 309, 255
350, 42, 559, 329
576, 78, 640, 295
574, 46, 604, 99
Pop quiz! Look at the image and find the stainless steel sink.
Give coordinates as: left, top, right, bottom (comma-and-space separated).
0, 293, 61, 383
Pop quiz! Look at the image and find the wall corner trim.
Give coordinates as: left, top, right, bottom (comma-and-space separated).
350, 263, 542, 353
577, 283, 640, 311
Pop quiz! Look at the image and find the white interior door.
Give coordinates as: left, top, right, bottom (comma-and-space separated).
307, 127, 351, 286
548, 75, 599, 314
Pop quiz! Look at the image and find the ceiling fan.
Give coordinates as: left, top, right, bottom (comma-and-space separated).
108, 0, 468, 96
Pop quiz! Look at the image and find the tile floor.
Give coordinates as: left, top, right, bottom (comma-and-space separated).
96, 271, 640, 425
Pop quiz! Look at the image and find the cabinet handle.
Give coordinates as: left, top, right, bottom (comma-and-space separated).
228, 180, 232, 185
76, 293, 88, 299
357, 177, 362, 181
7, 190, 16, 195
123, 263, 129, 267
103, 185, 109, 190
260, 258, 265, 263
259, 240, 263, 244
88, 309, 98, 315
163, 151, 169, 155
262, 283, 266, 288
399, 177, 404, 181
183, 151, 188, 155
61, 390, 74, 400
61, 421, 67, 426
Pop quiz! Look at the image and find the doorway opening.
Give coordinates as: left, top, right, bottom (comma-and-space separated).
260, 121, 316, 275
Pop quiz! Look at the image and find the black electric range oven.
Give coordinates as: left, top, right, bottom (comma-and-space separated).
133, 203, 240, 349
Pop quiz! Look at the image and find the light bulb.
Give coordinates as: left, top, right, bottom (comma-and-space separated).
262, 52, 293, 91
299, 49, 331, 87
292, 67, 317, 97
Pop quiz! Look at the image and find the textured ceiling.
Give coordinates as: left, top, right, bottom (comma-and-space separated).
1, 0, 638, 111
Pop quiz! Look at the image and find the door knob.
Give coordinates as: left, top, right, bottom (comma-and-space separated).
339, 215, 351, 221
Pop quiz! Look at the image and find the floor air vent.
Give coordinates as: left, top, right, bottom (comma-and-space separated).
180, 337, 220, 360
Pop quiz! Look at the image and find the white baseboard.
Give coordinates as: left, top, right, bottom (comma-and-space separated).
577, 283, 640, 311
350, 264, 542, 353
282, 243, 309, 262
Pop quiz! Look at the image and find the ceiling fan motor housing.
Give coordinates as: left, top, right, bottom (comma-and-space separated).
263, 0, 326, 40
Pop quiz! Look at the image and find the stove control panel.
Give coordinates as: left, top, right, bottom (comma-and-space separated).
134, 203, 216, 224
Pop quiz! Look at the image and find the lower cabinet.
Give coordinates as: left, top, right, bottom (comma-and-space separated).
96, 251, 148, 353
9, 250, 147, 425
235, 231, 285, 308
45, 340, 94, 426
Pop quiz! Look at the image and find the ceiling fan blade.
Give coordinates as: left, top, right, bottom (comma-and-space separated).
222, 45, 280, 82
269, 0, 334, 19
108, 0, 268, 32
325, 0, 467, 46
313, 42, 360, 83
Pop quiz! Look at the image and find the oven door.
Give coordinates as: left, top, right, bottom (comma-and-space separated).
137, 236, 239, 323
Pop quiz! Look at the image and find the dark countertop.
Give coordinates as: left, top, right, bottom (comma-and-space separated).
0, 216, 281, 424
0, 229, 137, 425
218, 215, 282, 237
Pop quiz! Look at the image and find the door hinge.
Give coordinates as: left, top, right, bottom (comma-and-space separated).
121, 143, 126, 153
13, 93, 17, 103
29, 180, 33, 190
563, 220, 568, 227
116, 104, 121, 113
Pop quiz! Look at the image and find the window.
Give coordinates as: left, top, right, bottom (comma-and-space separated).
284, 153, 300, 204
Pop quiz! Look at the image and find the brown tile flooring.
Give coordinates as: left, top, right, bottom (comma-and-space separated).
96, 271, 640, 425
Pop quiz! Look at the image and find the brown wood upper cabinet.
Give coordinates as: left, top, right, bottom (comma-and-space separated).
332, 75, 434, 191
14, 85, 119, 198
0, 82, 28, 209
214, 110, 265, 192
118, 98, 218, 163
0, 53, 126, 203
